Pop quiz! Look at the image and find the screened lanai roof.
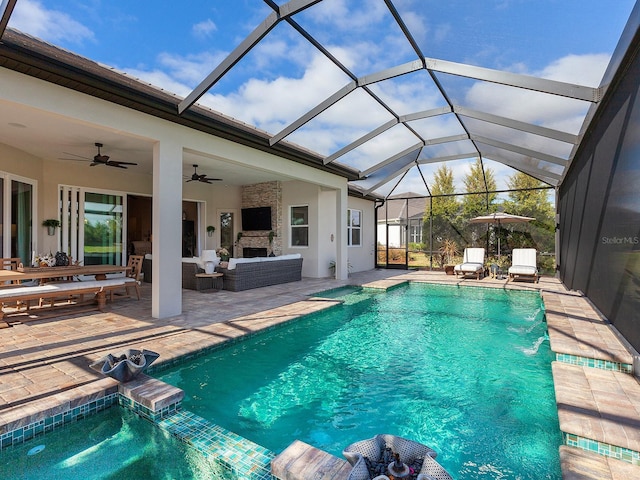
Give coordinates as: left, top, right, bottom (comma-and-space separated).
2, 0, 637, 198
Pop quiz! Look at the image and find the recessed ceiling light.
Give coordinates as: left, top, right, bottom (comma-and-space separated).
8, 122, 27, 128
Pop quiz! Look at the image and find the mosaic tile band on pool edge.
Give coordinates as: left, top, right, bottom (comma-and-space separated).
158, 410, 275, 480
0, 393, 119, 449
0, 388, 276, 480
564, 433, 640, 465
556, 353, 633, 374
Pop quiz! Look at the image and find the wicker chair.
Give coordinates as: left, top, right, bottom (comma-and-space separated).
140, 257, 215, 290
343, 434, 452, 480
181, 262, 214, 290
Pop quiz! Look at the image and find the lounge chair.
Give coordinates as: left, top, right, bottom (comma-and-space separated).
454, 248, 485, 279
508, 248, 539, 282
343, 434, 453, 480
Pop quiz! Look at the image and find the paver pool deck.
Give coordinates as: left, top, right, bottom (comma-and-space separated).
1, 269, 638, 479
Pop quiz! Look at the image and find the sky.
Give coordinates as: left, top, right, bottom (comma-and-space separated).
7, 0, 638, 198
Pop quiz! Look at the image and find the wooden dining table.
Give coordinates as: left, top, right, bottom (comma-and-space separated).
0, 264, 130, 283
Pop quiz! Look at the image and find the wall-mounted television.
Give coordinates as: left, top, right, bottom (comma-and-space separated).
241, 206, 272, 231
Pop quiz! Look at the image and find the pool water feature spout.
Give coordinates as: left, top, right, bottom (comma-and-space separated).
90, 349, 159, 382
389, 452, 411, 478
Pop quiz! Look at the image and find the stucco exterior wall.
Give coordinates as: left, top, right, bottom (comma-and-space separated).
347, 195, 376, 273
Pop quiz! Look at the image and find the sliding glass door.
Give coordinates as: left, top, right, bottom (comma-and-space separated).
60, 187, 125, 266
0, 174, 35, 265
83, 192, 124, 265
11, 180, 33, 264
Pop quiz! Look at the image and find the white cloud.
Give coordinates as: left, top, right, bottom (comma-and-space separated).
466, 53, 610, 133
540, 53, 610, 86
9, 0, 94, 44
309, 0, 388, 31
121, 49, 229, 96
399, 9, 429, 44
192, 19, 217, 39
201, 52, 351, 130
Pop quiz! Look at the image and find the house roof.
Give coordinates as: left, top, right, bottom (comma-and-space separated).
0, 28, 362, 187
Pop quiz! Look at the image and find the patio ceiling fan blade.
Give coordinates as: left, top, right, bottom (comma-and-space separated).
89, 143, 138, 169
60, 151, 91, 160
61, 144, 137, 168
186, 164, 221, 183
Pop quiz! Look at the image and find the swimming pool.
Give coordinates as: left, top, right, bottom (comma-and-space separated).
0, 407, 219, 480
156, 283, 562, 479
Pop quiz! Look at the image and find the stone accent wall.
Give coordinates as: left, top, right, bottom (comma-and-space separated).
240, 181, 282, 257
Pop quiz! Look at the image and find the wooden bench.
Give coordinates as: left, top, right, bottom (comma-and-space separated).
0, 278, 126, 324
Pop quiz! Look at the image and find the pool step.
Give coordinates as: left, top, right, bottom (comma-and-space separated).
360, 278, 408, 291
118, 374, 184, 420
553, 361, 640, 477
542, 289, 640, 479
542, 291, 634, 371
271, 440, 351, 480
560, 446, 640, 480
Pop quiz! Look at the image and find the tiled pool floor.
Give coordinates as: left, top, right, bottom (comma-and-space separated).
1, 269, 638, 479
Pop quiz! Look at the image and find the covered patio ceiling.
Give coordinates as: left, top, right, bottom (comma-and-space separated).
0, 0, 637, 198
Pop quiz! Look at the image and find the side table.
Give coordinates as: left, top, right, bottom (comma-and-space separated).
195, 272, 223, 291
489, 264, 504, 280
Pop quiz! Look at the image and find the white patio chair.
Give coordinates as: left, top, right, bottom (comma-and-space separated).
508, 248, 539, 282
454, 247, 485, 279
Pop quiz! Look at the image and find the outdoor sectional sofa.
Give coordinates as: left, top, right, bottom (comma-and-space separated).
215, 254, 303, 291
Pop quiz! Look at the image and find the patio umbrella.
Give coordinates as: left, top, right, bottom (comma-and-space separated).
469, 212, 535, 258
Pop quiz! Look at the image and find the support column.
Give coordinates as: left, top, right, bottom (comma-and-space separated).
335, 186, 348, 280
152, 140, 183, 318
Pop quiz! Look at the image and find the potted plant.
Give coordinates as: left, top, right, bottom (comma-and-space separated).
440, 239, 459, 275
206, 225, 215, 237
236, 232, 243, 242
216, 247, 230, 262
42, 219, 61, 236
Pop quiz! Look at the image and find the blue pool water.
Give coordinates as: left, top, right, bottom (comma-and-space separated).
0, 408, 216, 479
156, 283, 562, 479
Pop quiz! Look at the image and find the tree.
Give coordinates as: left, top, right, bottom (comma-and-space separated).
428, 164, 458, 218
502, 172, 555, 251
461, 159, 497, 219
503, 172, 554, 220
424, 165, 461, 248
458, 159, 497, 249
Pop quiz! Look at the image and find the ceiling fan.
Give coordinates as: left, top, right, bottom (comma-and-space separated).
60, 143, 138, 169
186, 164, 221, 184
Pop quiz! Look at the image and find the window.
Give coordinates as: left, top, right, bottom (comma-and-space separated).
409, 219, 423, 244
348, 209, 361, 246
290, 205, 308, 247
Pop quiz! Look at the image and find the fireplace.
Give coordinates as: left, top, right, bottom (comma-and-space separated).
244, 247, 268, 258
